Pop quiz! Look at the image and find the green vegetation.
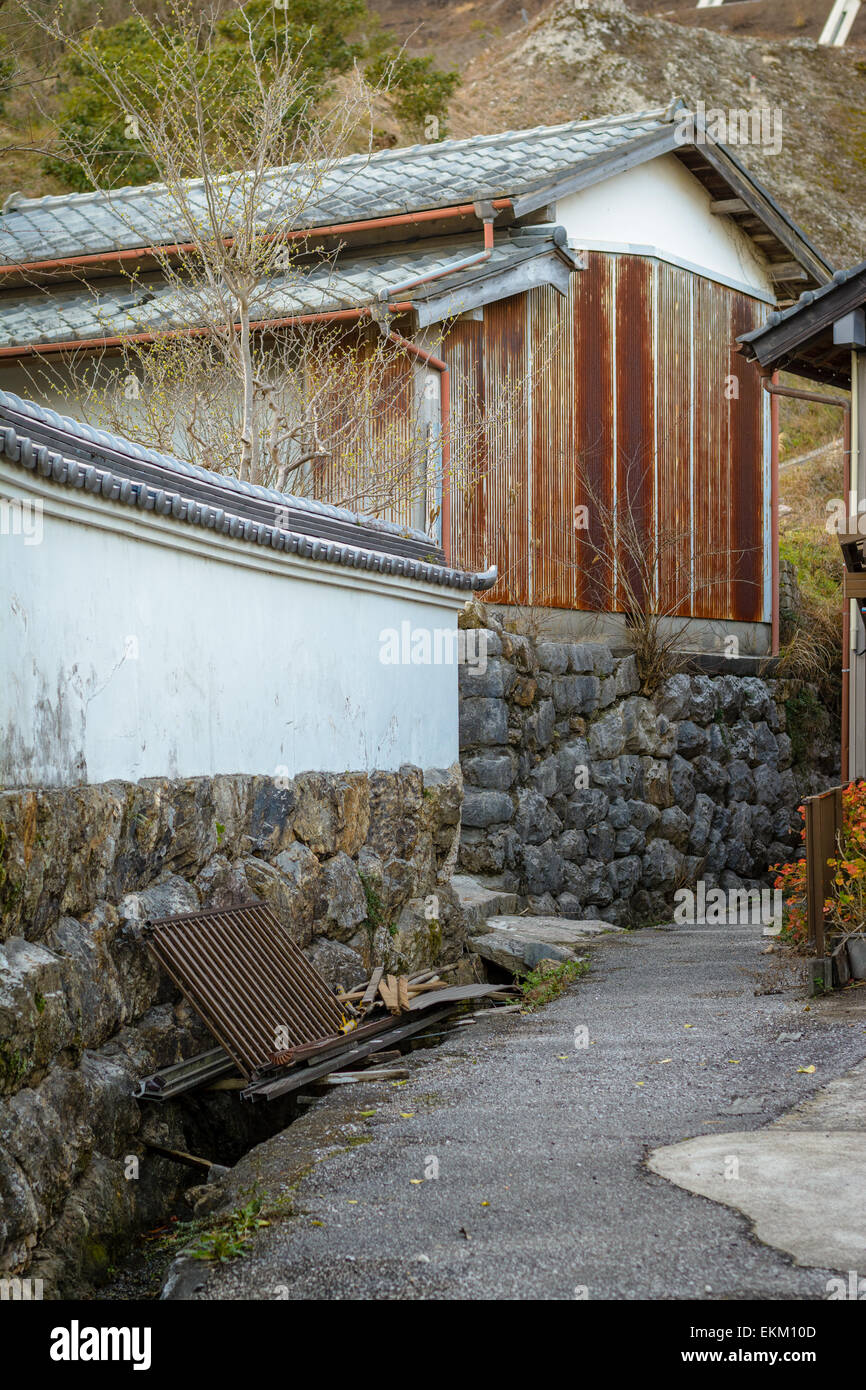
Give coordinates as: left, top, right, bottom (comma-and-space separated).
359, 871, 395, 938
365, 52, 459, 134
519, 958, 589, 1011
152, 1181, 305, 1265
777, 530, 842, 715
784, 686, 826, 769
38, 1, 459, 192
777, 374, 846, 464
775, 426, 844, 718
0, 1042, 28, 1091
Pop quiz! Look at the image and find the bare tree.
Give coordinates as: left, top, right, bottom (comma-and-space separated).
18, 3, 563, 536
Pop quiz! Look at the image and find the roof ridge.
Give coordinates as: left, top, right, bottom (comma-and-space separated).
0, 104, 677, 216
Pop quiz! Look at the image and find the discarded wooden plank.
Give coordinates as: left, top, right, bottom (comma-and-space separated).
397, 975, 411, 1011
409, 962, 460, 984
143, 1142, 213, 1172
287, 981, 505, 1069
313, 1067, 409, 1085
379, 974, 400, 1012
471, 1004, 524, 1018
245, 1007, 457, 1101
359, 1050, 401, 1067
360, 967, 384, 1011
296, 1014, 402, 1065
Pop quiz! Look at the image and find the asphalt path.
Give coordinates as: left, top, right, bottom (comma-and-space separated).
166, 921, 866, 1300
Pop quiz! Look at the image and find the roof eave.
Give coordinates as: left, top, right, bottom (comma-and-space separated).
738, 266, 866, 371
413, 245, 582, 327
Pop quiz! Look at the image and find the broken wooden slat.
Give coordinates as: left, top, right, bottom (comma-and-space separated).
359, 1049, 401, 1067
379, 974, 400, 1012
397, 976, 411, 1011
245, 1007, 458, 1101
361, 967, 384, 1011
313, 1067, 410, 1085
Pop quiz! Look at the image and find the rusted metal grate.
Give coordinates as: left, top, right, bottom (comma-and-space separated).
147, 903, 346, 1080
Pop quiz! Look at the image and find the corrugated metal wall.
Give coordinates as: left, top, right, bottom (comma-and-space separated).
445, 252, 769, 624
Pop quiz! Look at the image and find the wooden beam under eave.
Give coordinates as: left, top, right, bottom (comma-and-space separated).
769, 262, 808, 283
710, 197, 748, 215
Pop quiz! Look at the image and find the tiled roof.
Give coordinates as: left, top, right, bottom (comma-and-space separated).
739, 259, 866, 347
0, 106, 674, 266
0, 386, 496, 589
0, 234, 574, 347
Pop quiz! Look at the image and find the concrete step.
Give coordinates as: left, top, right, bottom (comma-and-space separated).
451, 874, 519, 930
470, 915, 622, 975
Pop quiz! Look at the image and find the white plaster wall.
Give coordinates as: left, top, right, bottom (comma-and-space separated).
0, 463, 464, 786
555, 154, 774, 298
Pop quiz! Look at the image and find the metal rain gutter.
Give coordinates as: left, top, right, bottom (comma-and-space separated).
0, 199, 514, 279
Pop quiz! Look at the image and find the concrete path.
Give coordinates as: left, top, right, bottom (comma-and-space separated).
165, 920, 866, 1301
648, 1059, 866, 1273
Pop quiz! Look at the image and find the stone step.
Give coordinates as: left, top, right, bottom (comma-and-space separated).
469, 915, 622, 976
451, 874, 519, 930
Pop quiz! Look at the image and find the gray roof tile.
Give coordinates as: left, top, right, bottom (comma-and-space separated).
0, 236, 570, 347
0, 107, 673, 266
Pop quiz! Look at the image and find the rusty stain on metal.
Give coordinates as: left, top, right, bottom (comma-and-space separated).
439, 252, 768, 624
147, 903, 345, 1080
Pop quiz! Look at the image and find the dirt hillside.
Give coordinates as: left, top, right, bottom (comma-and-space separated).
442, 0, 866, 268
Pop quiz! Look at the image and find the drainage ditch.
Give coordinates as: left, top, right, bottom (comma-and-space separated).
97, 1021, 471, 1300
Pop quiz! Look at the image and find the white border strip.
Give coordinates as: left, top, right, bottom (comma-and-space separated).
567, 237, 776, 306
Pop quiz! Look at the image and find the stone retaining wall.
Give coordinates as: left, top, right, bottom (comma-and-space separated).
458, 607, 838, 924
0, 763, 463, 1292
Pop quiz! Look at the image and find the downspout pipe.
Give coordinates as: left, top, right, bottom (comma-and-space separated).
379, 205, 496, 308
760, 373, 852, 779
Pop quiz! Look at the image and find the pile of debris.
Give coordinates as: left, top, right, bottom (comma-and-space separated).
136, 903, 515, 1105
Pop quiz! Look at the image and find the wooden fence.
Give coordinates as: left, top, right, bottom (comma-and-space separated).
803, 785, 844, 956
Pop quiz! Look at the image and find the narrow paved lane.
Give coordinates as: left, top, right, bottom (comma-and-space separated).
176, 923, 866, 1301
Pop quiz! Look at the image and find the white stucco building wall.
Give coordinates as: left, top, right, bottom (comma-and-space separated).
555, 153, 775, 300
0, 456, 468, 787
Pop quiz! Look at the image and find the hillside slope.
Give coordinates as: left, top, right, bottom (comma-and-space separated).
448, 0, 866, 268
629, 0, 866, 47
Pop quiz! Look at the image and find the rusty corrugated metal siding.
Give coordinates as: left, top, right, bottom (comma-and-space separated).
656, 261, 692, 619
311, 337, 419, 528
614, 256, 655, 617
443, 251, 770, 623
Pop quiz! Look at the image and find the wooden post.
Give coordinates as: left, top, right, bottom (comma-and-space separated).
804, 786, 843, 956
